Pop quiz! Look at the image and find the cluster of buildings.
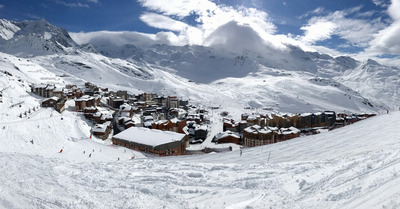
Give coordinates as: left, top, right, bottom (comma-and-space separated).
31, 81, 376, 157
215, 111, 375, 147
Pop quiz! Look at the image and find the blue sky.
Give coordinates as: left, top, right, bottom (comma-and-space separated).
1, 0, 400, 64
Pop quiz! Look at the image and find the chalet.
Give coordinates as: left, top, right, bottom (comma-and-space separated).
41, 96, 59, 108
100, 112, 113, 124
112, 127, 188, 156
31, 84, 56, 98
223, 118, 239, 132
55, 100, 66, 113
75, 95, 95, 111
119, 103, 134, 117
108, 96, 124, 108
194, 125, 208, 141
52, 87, 64, 99
41, 96, 66, 113
93, 111, 102, 124
212, 131, 240, 144
186, 113, 201, 124
92, 121, 112, 140
84, 106, 97, 119
169, 108, 187, 120
243, 125, 278, 147
278, 127, 301, 142
152, 118, 187, 134
143, 115, 154, 128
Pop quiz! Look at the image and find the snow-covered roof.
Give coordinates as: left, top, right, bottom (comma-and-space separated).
120, 103, 132, 111
42, 96, 59, 102
195, 125, 207, 131
281, 126, 300, 135
119, 111, 130, 117
33, 84, 48, 89
75, 95, 94, 101
45, 84, 55, 90
53, 87, 63, 92
143, 121, 153, 127
101, 112, 113, 120
300, 113, 313, 117
170, 117, 181, 123
214, 131, 240, 140
113, 127, 186, 147
84, 106, 97, 110
144, 116, 153, 121
92, 121, 111, 133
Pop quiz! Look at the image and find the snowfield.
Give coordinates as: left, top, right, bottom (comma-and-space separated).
1, 67, 400, 208
1, 19, 400, 209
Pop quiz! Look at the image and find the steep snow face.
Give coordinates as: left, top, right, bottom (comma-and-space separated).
0, 19, 78, 57
336, 59, 400, 109
0, 19, 20, 40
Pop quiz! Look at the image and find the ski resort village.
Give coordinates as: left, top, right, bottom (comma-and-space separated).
2, 0, 400, 207
28, 80, 376, 157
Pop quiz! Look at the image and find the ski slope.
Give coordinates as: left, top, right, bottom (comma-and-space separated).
1, 18, 400, 209
1, 80, 400, 209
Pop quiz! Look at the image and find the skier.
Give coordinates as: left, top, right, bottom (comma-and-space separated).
59, 148, 63, 153
89, 153, 92, 158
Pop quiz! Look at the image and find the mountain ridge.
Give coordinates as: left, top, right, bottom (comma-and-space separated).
0, 18, 397, 113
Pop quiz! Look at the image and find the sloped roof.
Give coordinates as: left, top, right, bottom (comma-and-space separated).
113, 127, 186, 147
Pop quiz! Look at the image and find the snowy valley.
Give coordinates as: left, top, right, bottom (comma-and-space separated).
0, 18, 400, 209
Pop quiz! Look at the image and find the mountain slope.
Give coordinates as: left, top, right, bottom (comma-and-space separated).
0, 19, 78, 57
336, 59, 400, 108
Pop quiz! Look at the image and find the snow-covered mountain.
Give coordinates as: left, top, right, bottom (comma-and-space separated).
1, 18, 400, 209
0, 19, 79, 57
0, 19, 396, 114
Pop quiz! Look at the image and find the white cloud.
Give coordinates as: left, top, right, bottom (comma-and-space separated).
299, 7, 325, 19
300, 21, 336, 43
139, 13, 189, 31
388, 0, 400, 20
56, 0, 89, 8
299, 7, 385, 47
136, 0, 280, 51
365, 0, 400, 55
372, 0, 389, 7
70, 31, 157, 47
138, 0, 217, 18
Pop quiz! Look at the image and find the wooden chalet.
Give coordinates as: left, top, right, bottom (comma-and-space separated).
75, 95, 96, 111
212, 131, 240, 144
92, 121, 112, 140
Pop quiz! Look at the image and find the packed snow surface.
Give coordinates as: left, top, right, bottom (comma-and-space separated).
1, 74, 400, 208
1, 19, 400, 209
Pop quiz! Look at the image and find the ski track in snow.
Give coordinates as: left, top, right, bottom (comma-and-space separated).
1, 113, 400, 208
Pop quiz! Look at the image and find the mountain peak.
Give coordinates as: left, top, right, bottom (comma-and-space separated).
365, 58, 380, 66
0, 19, 20, 40
0, 19, 78, 56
